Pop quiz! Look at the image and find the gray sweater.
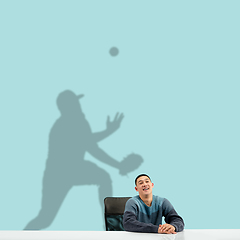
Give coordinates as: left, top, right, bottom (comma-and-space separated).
123, 195, 184, 233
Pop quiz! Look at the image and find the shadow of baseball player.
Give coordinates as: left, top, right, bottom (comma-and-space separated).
24, 90, 143, 230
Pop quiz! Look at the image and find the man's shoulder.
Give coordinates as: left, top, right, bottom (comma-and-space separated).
153, 195, 172, 208
153, 195, 165, 203
124, 196, 141, 213
153, 195, 174, 212
127, 195, 141, 205
125, 195, 145, 208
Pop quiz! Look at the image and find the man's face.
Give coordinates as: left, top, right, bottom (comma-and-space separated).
135, 176, 154, 196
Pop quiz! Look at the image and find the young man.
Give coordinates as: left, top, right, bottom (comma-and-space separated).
123, 174, 184, 234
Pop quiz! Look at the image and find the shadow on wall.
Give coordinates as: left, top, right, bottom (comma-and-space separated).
24, 90, 143, 230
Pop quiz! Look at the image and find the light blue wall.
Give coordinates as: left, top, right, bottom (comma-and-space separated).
0, 0, 240, 230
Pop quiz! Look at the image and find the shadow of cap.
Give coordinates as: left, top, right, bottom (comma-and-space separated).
57, 90, 84, 113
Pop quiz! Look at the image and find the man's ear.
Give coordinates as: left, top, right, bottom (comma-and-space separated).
152, 183, 154, 188
135, 186, 138, 192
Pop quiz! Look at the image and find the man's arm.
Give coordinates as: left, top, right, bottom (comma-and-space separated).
163, 199, 185, 232
123, 211, 159, 233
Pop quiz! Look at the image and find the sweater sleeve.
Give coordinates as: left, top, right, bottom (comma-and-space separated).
162, 198, 185, 232
123, 199, 159, 233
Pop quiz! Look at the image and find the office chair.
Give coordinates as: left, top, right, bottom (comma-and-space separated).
104, 197, 131, 231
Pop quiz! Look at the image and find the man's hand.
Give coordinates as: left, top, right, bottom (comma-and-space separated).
106, 112, 124, 133
158, 224, 176, 234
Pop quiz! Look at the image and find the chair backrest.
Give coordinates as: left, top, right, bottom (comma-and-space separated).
104, 197, 131, 231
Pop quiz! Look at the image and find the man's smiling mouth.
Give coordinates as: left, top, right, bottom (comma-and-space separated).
143, 188, 149, 191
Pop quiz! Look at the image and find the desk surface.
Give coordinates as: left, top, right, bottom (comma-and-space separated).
0, 230, 240, 240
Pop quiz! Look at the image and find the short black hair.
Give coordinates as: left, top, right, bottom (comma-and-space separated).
135, 174, 151, 185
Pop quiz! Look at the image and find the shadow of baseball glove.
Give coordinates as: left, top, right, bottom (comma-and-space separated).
119, 153, 143, 176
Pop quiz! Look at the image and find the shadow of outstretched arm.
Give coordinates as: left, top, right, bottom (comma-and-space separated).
87, 143, 121, 169
87, 142, 143, 177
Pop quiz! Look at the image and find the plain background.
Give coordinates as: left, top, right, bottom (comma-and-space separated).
0, 0, 239, 230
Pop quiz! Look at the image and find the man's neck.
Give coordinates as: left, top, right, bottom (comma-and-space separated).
139, 194, 153, 207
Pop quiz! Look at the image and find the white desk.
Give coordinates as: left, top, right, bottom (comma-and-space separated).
0, 230, 240, 240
